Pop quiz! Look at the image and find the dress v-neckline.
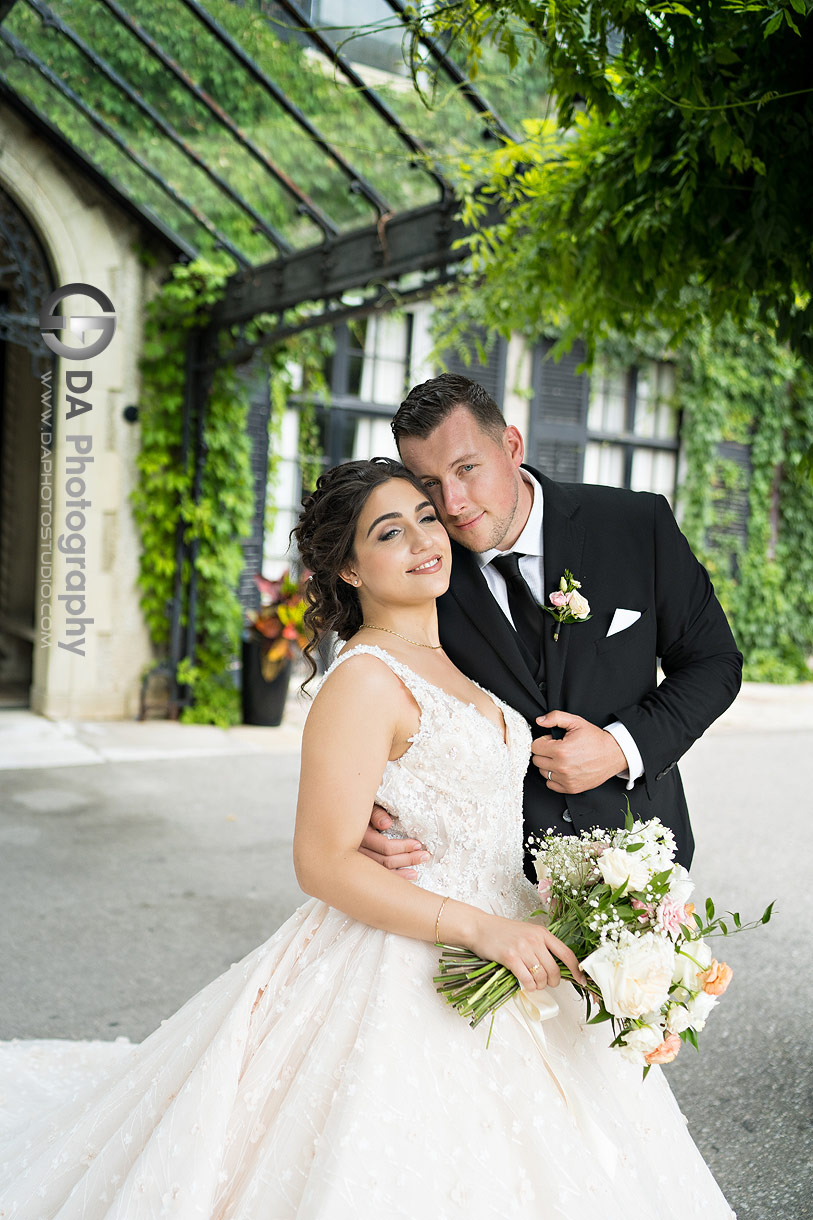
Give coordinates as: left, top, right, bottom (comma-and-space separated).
337, 644, 510, 750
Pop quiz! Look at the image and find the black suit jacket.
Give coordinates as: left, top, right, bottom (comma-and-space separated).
436, 468, 743, 871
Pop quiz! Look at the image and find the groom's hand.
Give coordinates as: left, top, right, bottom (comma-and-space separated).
358, 805, 430, 880
532, 711, 627, 793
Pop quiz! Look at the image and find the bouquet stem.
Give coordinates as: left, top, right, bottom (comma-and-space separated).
434, 942, 587, 1034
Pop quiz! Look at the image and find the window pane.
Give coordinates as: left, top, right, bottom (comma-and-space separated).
634, 361, 678, 441
652, 450, 678, 500
370, 357, 408, 405
630, 448, 677, 502
352, 417, 399, 460
588, 361, 626, 433
630, 446, 653, 489
634, 367, 655, 438
359, 314, 409, 405
654, 363, 678, 440
584, 442, 625, 487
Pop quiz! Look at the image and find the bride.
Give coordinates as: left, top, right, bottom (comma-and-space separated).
0, 458, 735, 1219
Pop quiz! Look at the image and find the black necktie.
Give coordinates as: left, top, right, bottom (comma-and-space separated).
490, 552, 544, 664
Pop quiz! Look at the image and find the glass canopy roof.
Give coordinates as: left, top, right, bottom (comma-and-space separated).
0, 0, 550, 272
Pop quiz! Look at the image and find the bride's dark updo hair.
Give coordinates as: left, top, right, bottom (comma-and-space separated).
294, 457, 428, 686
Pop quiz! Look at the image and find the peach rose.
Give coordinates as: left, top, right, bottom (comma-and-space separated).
701, 959, 733, 995
645, 1032, 682, 1065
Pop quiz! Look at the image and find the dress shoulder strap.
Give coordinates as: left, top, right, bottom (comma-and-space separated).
323, 643, 431, 705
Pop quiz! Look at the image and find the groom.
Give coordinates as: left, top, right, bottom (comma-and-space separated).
360, 373, 742, 879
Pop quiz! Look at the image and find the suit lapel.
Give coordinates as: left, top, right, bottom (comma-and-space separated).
539, 474, 586, 709
446, 541, 545, 708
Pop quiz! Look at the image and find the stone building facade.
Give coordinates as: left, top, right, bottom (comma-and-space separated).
0, 105, 173, 718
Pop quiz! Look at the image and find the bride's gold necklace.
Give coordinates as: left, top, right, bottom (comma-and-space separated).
361, 624, 443, 650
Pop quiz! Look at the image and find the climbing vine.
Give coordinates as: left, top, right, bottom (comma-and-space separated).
132, 257, 331, 726
677, 315, 813, 683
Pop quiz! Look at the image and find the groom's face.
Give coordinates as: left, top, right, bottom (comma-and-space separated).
398, 406, 527, 554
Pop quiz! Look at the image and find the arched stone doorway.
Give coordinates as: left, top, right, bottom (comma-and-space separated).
0, 183, 55, 708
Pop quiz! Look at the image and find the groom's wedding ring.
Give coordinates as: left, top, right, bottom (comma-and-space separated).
547, 770, 552, 782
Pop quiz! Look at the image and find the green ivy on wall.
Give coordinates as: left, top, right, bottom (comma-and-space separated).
132, 257, 331, 726
131, 257, 252, 726
677, 315, 813, 683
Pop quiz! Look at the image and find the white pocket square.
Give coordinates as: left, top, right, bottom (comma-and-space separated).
607, 608, 642, 637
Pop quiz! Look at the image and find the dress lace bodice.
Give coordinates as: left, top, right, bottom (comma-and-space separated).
325, 645, 540, 919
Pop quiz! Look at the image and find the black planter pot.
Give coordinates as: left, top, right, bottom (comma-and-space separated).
241, 639, 292, 726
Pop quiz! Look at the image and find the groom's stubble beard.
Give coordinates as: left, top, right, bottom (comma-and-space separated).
446, 476, 520, 554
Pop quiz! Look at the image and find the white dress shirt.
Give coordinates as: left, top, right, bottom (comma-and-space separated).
476, 470, 644, 789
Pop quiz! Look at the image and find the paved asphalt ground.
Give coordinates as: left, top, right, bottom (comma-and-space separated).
0, 682, 811, 1219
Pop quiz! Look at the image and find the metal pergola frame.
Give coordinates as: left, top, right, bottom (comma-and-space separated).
0, 0, 514, 716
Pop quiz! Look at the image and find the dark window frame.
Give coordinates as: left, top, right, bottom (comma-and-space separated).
529, 343, 682, 498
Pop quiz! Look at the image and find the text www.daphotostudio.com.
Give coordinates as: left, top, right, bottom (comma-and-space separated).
37, 282, 116, 657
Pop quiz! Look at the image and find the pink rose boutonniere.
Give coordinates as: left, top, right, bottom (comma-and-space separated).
544, 569, 591, 641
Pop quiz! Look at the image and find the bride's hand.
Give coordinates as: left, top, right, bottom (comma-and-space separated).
466, 912, 586, 993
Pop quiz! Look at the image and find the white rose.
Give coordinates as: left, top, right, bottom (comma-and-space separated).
665, 1002, 693, 1034
685, 990, 718, 1031
581, 932, 674, 1019
598, 847, 651, 894
617, 1023, 664, 1064
568, 589, 590, 619
667, 864, 695, 906
671, 937, 712, 996
626, 818, 676, 874
533, 856, 551, 883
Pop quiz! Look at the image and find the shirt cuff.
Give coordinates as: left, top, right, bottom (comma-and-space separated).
603, 721, 645, 790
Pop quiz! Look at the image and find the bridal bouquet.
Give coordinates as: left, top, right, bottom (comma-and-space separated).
434, 813, 772, 1073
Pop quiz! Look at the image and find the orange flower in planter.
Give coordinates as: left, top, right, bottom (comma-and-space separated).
245, 570, 311, 682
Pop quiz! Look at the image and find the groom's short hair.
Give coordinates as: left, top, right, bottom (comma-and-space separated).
392, 373, 506, 449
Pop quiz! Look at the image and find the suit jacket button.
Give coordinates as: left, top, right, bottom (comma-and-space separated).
562, 808, 572, 823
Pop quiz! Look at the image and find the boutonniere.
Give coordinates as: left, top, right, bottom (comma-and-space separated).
544, 569, 591, 642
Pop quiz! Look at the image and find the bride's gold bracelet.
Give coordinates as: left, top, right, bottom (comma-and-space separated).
435, 895, 449, 944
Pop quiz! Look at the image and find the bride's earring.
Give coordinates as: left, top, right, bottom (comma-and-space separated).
340, 567, 361, 589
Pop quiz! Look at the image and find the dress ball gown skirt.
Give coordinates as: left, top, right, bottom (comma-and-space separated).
0, 647, 736, 1219
0, 899, 735, 1220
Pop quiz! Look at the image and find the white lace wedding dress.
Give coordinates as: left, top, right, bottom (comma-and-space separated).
0, 645, 735, 1219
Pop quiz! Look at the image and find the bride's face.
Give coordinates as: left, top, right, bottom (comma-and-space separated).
345, 478, 452, 608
